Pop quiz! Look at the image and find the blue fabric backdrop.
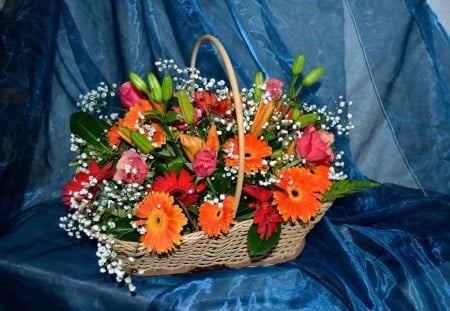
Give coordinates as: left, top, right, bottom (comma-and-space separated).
0, 0, 449, 310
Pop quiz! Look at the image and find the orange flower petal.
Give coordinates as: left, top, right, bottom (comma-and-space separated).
198, 196, 235, 237
249, 100, 275, 137
134, 192, 187, 254
180, 134, 204, 161
273, 167, 323, 222
223, 134, 272, 174
206, 124, 220, 152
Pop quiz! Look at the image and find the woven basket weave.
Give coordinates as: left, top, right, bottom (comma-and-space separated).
112, 35, 332, 276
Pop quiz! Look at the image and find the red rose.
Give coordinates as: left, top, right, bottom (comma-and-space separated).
117, 82, 147, 109
113, 150, 149, 184
296, 124, 334, 163
193, 147, 217, 177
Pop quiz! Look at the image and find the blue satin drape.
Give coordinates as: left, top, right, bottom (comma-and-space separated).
0, 0, 449, 310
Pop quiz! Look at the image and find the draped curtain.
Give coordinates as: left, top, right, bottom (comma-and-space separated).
0, 0, 449, 310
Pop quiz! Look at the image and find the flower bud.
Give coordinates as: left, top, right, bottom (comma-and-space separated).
117, 126, 132, 145
302, 66, 325, 87
291, 54, 305, 75
130, 131, 154, 153
129, 72, 148, 92
147, 73, 162, 103
291, 108, 301, 122
177, 90, 194, 126
162, 75, 173, 102
253, 71, 264, 102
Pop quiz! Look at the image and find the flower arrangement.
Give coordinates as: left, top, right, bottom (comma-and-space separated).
60, 37, 376, 291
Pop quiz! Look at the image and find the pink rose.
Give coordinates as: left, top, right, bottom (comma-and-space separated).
172, 106, 202, 130
193, 147, 217, 177
117, 82, 147, 109
265, 78, 284, 100
113, 150, 149, 183
296, 124, 335, 163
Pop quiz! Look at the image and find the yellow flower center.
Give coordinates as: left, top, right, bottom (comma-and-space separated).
146, 209, 169, 235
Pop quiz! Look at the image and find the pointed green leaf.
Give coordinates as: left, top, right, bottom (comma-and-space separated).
70, 112, 109, 149
247, 223, 282, 256
295, 113, 318, 128
111, 217, 140, 242
155, 162, 169, 175
168, 158, 184, 175
322, 180, 379, 202
162, 111, 181, 123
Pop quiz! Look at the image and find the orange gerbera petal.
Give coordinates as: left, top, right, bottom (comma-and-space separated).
306, 163, 332, 193
223, 134, 272, 174
134, 192, 187, 254
273, 167, 323, 222
122, 100, 153, 130
198, 195, 235, 237
107, 126, 121, 146
150, 123, 166, 148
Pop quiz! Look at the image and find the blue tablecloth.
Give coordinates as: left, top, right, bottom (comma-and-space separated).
1, 0, 449, 309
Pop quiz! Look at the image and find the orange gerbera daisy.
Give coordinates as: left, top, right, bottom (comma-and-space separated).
306, 163, 332, 193
273, 167, 323, 223
150, 122, 166, 148
133, 192, 187, 254
122, 100, 153, 130
107, 119, 125, 147
198, 195, 235, 237
223, 134, 272, 174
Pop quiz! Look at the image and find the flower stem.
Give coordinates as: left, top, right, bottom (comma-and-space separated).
206, 176, 217, 196
178, 201, 197, 231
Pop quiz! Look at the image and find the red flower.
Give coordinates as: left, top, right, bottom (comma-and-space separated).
193, 91, 233, 116
243, 185, 283, 240
62, 161, 115, 207
152, 169, 199, 207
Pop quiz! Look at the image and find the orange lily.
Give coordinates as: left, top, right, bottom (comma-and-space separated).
249, 100, 275, 137
180, 124, 219, 161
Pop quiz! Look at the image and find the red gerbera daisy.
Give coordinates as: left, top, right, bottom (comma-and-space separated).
152, 169, 199, 207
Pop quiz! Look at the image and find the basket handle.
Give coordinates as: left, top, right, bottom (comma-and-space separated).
189, 35, 245, 216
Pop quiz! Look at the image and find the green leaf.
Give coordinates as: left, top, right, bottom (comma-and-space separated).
145, 109, 163, 121
263, 129, 278, 142
110, 217, 140, 242
322, 180, 379, 202
110, 208, 128, 218
162, 111, 181, 123
167, 158, 184, 175
155, 162, 169, 175
295, 113, 318, 128
211, 170, 231, 192
157, 147, 173, 159
70, 112, 110, 149
188, 205, 199, 216
247, 223, 282, 256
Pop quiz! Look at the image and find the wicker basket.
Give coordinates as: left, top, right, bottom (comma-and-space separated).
112, 35, 332, 276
